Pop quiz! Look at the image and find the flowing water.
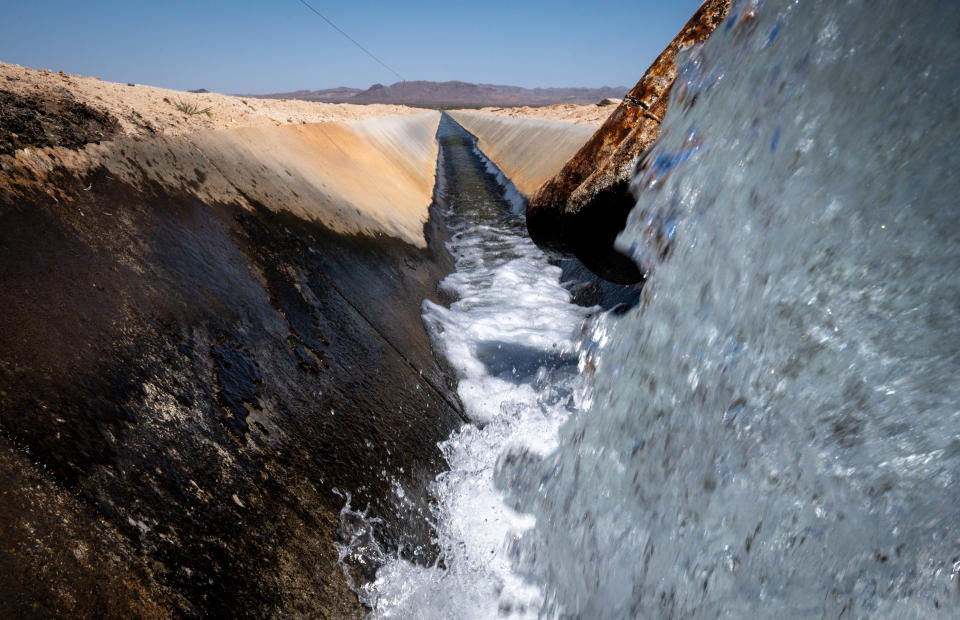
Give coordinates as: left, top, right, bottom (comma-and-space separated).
350, 114, 598, 617
352, 0, 960, 616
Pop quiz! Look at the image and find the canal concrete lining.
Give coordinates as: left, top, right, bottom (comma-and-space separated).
0, 105, 456, 616
447, 111, 597, 198
5, 111, 441, 247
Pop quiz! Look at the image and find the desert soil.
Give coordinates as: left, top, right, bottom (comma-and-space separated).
0, 61, 423, 145
451, 101, 619, 126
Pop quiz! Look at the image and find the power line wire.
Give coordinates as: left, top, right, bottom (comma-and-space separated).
298, 0, 405, 82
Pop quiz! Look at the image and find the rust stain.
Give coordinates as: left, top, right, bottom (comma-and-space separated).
527, 0, 732, 283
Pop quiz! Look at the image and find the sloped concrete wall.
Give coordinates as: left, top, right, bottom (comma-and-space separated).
447, 111, 596, 198
8, 111, 441, 247
0, 112, 459, 617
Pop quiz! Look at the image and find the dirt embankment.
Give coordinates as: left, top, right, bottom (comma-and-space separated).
0, 65, 460, 617
0, 61, 422, 142
452, 101, 617, 126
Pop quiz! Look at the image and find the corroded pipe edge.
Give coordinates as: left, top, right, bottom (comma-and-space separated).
527, 0, 732, 284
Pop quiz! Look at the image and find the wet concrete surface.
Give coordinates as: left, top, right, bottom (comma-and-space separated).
0, 153, 462, 616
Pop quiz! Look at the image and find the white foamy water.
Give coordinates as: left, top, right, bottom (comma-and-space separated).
355, 116, 596, 618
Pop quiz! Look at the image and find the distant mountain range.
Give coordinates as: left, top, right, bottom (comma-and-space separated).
239, 81, 629, 108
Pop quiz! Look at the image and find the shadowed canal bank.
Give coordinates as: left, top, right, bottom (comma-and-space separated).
0, 110, 463, 617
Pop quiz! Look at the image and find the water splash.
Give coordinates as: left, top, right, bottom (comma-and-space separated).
500, 0, 960, 617
334, 490, 386, 600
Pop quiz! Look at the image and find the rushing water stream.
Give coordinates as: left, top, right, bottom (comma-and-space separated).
346, 114, 597, 617
347, 0, 960, 617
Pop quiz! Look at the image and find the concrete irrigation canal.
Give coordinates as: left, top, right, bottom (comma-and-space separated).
3, 0, 960, 617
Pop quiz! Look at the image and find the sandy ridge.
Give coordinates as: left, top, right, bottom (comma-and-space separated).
1, 61, 423, 137
450, 101, 619, 126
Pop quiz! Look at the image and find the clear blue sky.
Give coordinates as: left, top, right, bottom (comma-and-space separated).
0, 0, 703, 93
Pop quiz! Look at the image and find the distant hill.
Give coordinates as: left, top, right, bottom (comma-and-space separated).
240, 81, 629, 108
252, 86, 364, 103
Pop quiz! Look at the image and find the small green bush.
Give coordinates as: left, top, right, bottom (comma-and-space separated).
172, 99, 212, 118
